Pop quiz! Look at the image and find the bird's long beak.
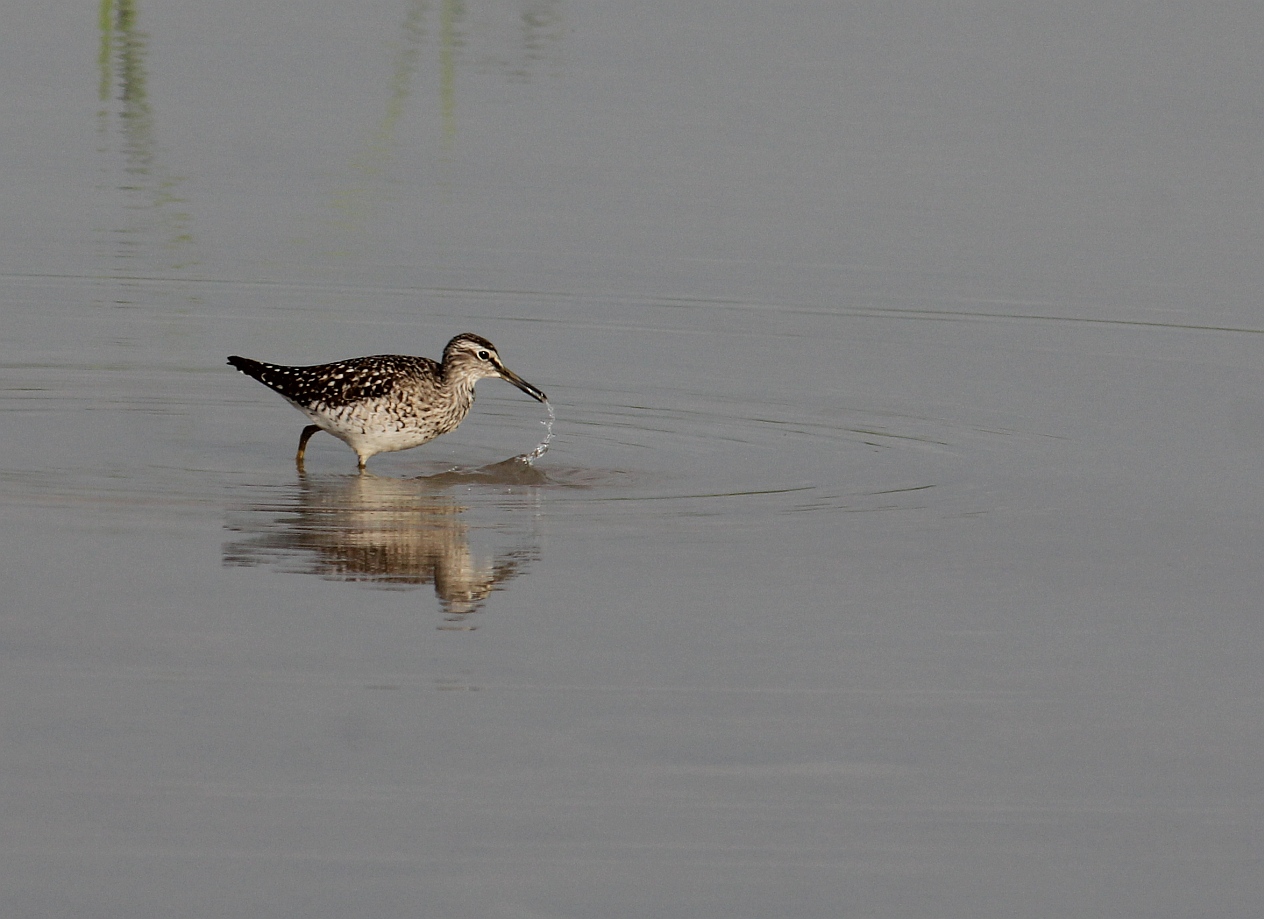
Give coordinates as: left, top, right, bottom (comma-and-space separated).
497, 365, 547, 403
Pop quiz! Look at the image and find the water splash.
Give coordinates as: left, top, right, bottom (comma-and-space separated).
521, 400, 555, 464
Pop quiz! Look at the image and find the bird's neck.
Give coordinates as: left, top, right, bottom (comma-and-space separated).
442, 372, 478, 406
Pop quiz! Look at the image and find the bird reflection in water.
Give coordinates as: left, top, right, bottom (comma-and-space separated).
223, 470, 541, 628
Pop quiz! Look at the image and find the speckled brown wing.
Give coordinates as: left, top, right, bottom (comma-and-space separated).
226, 355, 439, 410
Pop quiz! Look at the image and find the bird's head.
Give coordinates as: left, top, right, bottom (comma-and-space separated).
442, 334, 547, 403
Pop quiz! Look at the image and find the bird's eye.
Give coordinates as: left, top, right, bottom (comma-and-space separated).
477, 350, 490, 360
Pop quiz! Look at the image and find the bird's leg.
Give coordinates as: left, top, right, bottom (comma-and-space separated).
296, 425, 322, 469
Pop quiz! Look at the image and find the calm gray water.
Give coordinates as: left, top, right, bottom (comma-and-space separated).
2, 2, 1262, 917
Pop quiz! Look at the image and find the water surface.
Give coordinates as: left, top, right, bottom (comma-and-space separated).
1, 2, 1262, 917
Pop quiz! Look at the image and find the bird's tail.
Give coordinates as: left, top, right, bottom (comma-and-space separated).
227, 355, 266, 382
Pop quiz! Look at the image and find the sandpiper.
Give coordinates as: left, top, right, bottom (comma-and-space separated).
228, 333, 547, 470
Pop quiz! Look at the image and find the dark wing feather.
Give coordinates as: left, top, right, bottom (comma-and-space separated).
227, 355, 437, 409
